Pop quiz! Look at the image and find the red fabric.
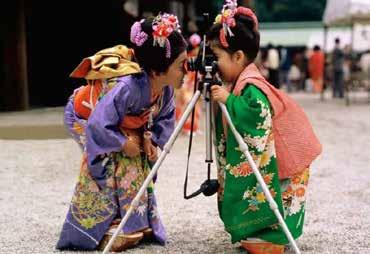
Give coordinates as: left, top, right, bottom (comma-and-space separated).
308, 51, 324, 80
73, 80, 102, 119
309, 51, 325, 93
74, 81, 160, 130
233, 64, 322, 179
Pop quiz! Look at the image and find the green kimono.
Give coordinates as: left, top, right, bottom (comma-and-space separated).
215, 84, 309, 245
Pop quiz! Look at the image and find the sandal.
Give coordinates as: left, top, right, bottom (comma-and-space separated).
240, 239, 285, 254
97, 225, 144, 252
141, 227, 154, 241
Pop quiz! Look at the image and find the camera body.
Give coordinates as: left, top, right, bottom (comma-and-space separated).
187, 41, 218, 76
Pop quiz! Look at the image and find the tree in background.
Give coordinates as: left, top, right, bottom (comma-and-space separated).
194, 0, 326, 25
255, 0, 327, 22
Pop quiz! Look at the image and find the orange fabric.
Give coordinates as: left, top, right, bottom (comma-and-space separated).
175, 69, 201, 133
308, 51, 324, 80
308, 51, 324, 93
73, 80, 103, 119
240, 240, 285, 254
121, 113, 150, 130
311, 78, 323, 93
121, 91, 159, 130
234, 64, 322, 179
74, 81, 160, 130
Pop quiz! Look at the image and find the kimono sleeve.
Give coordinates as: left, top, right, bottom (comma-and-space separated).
225, 84, 273, 143
85, 81, 131, 172
151, 86, 176, 149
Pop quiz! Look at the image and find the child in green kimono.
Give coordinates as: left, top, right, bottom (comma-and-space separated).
209, 2, 322, 254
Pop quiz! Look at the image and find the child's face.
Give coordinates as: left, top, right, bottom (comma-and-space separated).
161, 51, 188, 89
210, 42, 243, 84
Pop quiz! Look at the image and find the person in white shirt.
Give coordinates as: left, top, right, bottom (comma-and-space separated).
266, 43, 280, 88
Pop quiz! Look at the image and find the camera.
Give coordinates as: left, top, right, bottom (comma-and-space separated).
187, 40, 218, 76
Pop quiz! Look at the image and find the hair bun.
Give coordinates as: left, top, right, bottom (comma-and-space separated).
236, 14, 255, 33
236, 7, 258, 31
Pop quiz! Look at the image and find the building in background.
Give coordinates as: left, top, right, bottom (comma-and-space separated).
5, 0, 369, 111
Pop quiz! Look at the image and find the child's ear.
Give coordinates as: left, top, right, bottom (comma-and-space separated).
233, 50, 247, 64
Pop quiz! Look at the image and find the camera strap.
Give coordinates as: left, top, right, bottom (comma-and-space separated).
183, 71, 203, 199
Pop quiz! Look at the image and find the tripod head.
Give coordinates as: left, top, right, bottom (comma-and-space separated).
186, 33, 221, 93
186, 13, 219, 79
187, 40, 217, 77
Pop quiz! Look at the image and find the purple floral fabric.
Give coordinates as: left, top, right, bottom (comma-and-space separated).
57, 73, 175, 250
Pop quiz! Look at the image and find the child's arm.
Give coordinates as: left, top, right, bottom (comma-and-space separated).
211, 84, 271, 131
85, 81, 133, 178
215, 84, 273, 153
229, 85, 271, 131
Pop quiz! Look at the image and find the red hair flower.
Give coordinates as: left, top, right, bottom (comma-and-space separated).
152, 13, 181, 58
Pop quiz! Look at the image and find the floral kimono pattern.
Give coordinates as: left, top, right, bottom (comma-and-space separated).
57, 72, 175, 250
215, 84, 309, 245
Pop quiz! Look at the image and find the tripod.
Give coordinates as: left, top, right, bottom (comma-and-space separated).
102, 68, 301, 254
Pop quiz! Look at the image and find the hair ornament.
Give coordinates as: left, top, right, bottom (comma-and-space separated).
152, 13, 181, 58
189, 33, 201, 48
214, 0, 258, 48
130, 19, 148, 46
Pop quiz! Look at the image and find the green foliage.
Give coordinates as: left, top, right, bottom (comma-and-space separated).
194, 0, 326, 23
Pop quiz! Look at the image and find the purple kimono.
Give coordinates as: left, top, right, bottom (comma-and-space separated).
57, 72, 175, 250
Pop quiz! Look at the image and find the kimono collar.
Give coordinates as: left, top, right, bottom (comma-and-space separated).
139, 71, 163, 103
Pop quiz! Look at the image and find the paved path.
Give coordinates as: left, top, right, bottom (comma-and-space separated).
0, 93, 369, 253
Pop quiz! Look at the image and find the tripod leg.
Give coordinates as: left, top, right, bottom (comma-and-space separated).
102, 90, 202, 254
218, 103, 301, 254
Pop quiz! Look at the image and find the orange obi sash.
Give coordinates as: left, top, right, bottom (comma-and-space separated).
73, 80, 160, 130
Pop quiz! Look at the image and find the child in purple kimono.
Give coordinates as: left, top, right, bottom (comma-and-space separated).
57, 13, 188, 251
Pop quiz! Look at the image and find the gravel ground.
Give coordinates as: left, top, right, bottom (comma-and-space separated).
0, 92, 369, 254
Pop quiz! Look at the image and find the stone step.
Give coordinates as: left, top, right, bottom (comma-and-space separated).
0, 107, 69, 139
0, 125, 69, 139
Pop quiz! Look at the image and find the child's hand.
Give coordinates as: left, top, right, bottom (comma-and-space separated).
122, 137, 141, 157
144, 141, 158, 161
211, 85, 230, 104
143, 131, 157, 161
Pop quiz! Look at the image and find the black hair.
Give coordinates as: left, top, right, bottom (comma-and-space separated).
132, 17, 187, 74
313, 45, 321, 51
207, 13, 260, 62
335, 37, 340, 44
187, 42, 196, 52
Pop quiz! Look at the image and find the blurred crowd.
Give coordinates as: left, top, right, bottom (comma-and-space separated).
255, 39, 370, 98
173, 33, 370, 134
